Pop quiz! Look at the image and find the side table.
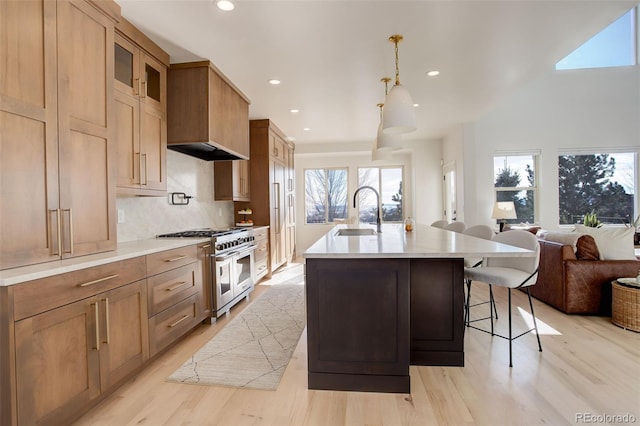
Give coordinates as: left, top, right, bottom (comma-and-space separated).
612, 280, 640, 332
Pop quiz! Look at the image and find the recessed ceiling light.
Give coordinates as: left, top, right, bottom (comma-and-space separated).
268, 79, 281, 85
303, 127, 311, 131
216, 0, 234, 11
290, 109, 299, 113
426, 70, 440, 77
413, 103, 420, 107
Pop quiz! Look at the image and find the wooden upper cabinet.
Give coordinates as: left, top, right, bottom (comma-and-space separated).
0, 0, 60, 269
114, 19, 168, 195
214, 160, 250, 202
0, 0, 120, 270
168, 61, 250, 159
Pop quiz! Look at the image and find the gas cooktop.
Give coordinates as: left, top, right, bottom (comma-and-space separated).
157, 228, 245, 238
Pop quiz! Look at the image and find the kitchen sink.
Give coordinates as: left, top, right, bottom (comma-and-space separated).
335, 228, 377, 236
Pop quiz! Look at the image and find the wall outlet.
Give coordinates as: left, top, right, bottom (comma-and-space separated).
117, 209, 125, 224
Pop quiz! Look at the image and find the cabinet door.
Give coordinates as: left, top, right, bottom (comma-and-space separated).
139, 53, 167, 192
233, 160, 250, 201
15, 298, 101, 425
114, 33, 140, 97
57, 0, 116, 257
0, 0, 61, 269
270, 161, 287, 269
98, 280, 149, 392
115, 89, 141, 188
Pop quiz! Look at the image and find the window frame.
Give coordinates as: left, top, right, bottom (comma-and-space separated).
557, 149, 637, 227
493, 152, 539, 225
357, 165, 405, 224
303, 167, 349, 225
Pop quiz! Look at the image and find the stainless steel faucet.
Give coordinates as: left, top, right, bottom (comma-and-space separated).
353, 186, 381, 233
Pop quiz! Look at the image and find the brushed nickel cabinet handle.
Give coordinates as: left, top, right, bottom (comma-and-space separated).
141, 153, 148, 185
93, 302, 100, 351
168, 314, 189, 328
165, 281, 187, 292
78, 274, 119, 288
49, 209, 61, 256
141, 80, 147, 98
61, 208, 74, 255
165, 255, 187, 262
103, 298, 110, 344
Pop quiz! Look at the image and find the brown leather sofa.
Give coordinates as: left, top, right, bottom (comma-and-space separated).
530, 238, 640, 315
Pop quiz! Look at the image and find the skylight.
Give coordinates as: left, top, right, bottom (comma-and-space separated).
556, 8, 637, 70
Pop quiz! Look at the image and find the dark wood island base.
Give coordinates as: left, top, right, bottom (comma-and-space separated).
305, 257, 464, 394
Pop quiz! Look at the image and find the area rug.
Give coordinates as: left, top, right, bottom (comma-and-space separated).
167, 276, 305, 390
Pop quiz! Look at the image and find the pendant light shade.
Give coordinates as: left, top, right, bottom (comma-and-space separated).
382, 35, 416, 135
382, 84, 416, 134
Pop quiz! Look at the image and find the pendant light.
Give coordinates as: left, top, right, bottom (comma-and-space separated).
382, 35, 416, 135
372, 103, 394, 161
377, 78, 400, 150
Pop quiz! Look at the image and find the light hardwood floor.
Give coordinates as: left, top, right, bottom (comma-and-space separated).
74, 260, 640, 426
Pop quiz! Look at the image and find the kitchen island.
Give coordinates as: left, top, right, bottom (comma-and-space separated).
303, 224, 535, 393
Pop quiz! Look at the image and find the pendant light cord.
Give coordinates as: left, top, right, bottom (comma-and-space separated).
394, 40, 401, 85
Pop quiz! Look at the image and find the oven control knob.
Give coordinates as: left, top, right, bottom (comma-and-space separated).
216, 244, 223, 251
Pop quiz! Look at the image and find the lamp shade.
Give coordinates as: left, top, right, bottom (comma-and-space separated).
371, 138, 393, 161
492, 201, 517, 220
376, 120, 400, 150
382, 84, 416, 134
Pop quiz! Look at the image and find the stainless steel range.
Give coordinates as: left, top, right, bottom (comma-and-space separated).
158, 228, 257, 319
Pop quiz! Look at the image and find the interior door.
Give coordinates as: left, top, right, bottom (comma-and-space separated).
443, 162, 457, 222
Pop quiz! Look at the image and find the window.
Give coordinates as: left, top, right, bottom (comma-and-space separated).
558, 152, 636, 225
304, 168, 348, 224
493, 154, 538, 224
556, 8, 637, 70
357, 167, 403, 223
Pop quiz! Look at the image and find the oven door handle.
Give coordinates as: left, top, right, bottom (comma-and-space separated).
235, 245, 257, 256
213, 252, 235, 261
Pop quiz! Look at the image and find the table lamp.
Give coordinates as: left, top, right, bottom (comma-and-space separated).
492, 201, 517, 232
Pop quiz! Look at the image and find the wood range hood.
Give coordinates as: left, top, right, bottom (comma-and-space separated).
167, 61, 251, 162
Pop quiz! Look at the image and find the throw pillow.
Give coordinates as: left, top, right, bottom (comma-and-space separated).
575, 235, 600, 261
574, 225, 636, 260
538, 231, 581, 251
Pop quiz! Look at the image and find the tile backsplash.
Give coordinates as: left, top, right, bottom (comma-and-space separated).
116, 150, 235, 242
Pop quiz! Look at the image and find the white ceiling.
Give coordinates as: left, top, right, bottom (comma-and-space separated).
117, 0, 637, 146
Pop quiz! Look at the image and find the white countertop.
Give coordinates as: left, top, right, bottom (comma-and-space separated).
0, 237, 210, 286
304, 224, 535, 259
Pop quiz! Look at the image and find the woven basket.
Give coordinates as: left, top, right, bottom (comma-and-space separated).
612, 281, 640, 332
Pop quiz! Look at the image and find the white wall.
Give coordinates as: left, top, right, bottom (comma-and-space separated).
116, 151, 235, 242
295, 139, 442, 253
461, 65, 640, 231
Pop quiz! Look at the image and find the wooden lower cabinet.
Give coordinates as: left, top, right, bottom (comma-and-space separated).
2, 244, 208, 425
14, 279, 148, 425
145, 245, 206, 357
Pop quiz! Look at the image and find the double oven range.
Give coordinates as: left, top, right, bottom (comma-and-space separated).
158, 228, 256, 319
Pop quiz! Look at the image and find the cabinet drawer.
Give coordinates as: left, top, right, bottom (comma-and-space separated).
255, 257, 269, 279
146, 245, 198, 276
147, 262, 198, 316
148, 294, 198, 356
13, 256, 146, 321
255, 239, 269, 261
252, 226, 269, 242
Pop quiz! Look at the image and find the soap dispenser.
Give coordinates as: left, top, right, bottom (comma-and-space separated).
404, 217, 415, 232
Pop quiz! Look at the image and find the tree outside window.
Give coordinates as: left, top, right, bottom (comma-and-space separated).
305, 168, 348, 224
358, 167, 403, 223
558, 153, 635, 225
493, 155, 537, 224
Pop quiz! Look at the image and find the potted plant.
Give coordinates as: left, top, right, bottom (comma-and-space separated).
583, 211, 601, 228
